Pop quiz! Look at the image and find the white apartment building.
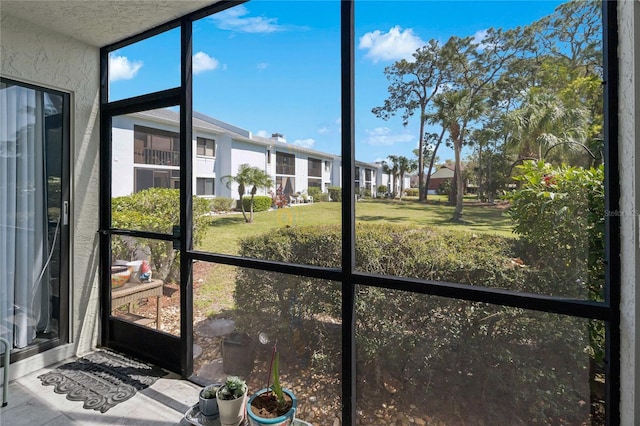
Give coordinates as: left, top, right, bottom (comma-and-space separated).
112, 108, 385, 200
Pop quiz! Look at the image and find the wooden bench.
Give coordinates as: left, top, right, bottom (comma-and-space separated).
111, 279, 163, 329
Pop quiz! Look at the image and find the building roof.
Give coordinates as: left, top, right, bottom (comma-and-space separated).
131, 108, 339, 160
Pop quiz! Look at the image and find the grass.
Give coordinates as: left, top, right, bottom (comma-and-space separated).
196, 198, 513, 255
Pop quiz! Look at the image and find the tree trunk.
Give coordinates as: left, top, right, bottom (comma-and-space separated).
453, 139, 464, 222
417, 106, 426, 201
424, 127, 446, 203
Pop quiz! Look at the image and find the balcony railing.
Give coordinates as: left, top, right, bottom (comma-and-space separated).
135, 148, 180, 166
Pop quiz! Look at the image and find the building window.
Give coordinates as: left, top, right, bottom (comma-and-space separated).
135, 168, 180, 192
308, 179, 322, 190
308, 158, 322, 177
276, 152, 295, 175
134, 125, 180, 166
196, 178, 215, 195
276, 176, 295, 195
325, 160, 331, 172
355, 166, 360, 188
196, 137, 215, 157
267, 149, 271, 164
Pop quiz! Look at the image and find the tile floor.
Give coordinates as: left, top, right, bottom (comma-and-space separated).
0, 358, 203, 425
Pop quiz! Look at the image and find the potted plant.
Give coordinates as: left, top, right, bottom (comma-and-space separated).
216, 376, 248, 426
198, 384, 219, 417
246, 343, 297, 426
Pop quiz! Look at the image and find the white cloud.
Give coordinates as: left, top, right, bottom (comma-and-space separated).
471, 29, 496, 51
318, 127, 330, 135
293, 138, 315, 148
364, 127, 414, 146
255, 130, 270, 138
193, 51, 219, 75
257, 62, 269, 71
109, 54, 142, 81
211, 5, 284, 33
358, 26, 426, 63
472, 29, 488, 46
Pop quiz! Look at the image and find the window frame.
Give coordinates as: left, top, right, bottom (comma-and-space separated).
196, 136, 215, 157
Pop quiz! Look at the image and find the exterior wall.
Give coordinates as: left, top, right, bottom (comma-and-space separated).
230, 140, 269, 198
618, 2, 639, 424
111, 117, 136, 197
1, 14, 101, 377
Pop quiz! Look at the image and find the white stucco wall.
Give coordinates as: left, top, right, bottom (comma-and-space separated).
230, 140, 269, 197
111, 124, 135, 197
1, 13, 101, 377
618, 2, 639, 424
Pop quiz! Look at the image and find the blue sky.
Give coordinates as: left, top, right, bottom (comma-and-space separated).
109, 0, 564, 164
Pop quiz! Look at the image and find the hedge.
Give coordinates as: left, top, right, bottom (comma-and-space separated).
210, 197, 235, 213
241, 195, 272, 212
234, 224, 596, 424
111, 188, 210, 282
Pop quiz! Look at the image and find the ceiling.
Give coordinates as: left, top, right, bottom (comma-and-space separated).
1, 0, 219, 47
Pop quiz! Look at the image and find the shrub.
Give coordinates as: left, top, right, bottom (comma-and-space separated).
504, 160, 604, 302
111, 188, 210, 282
307, 187, 321, 201
405, 187, 419, 197
210, 197, 234, 213
377, 185, 388, 198
327, 186, 342, 202
234, 224, 594, 424
319, 192, 331, 202
241, 195, 272, 212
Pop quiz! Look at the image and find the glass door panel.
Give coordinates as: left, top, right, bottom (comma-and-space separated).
0, 79, 69, 357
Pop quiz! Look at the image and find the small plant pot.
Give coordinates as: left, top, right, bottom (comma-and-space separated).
217, 391, 247, 426
246, 388, 297, 426
198, 389, 219, 417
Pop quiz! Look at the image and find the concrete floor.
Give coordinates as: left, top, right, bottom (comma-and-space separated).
0, 359, 203, 425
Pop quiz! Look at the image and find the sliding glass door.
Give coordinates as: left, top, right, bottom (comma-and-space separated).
0, 78, 70, 360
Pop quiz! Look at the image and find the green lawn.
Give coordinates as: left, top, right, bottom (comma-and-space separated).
197, 198, 513, 255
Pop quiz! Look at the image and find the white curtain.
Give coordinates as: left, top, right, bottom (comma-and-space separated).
0, 82, 50, 353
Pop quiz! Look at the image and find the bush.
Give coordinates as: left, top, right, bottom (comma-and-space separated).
327, 186, 341, 202
111, 188, 210, 282
377, 185, 388, 198
241, 195, 272, 212
210, 197, 234, 213
234, 224, 594, 424
504, 160, 604, 302
319, 192, 331, 202
307, 187, 321, 201
405, 187, 419, 197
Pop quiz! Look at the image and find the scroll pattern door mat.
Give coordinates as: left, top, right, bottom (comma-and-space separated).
38, 349, 167, 412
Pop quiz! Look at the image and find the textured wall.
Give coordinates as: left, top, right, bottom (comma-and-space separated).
1, 13, 101, 373
618, 1, 639, 424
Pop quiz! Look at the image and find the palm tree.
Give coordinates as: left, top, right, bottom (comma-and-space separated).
396, 156, 417, 200
507, 91, 589, 163
221, 163, 274, 223
380, 160, 393, 197
433, 90, 484, 222
386, 155, 400, 198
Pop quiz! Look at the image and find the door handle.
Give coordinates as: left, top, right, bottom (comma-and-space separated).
63, 201, 69, 225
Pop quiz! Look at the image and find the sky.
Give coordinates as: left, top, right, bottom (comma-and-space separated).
109, 0, 565, 164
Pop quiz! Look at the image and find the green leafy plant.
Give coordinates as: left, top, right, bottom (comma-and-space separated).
217, 376, 246, 400
270, 352, 285, 409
